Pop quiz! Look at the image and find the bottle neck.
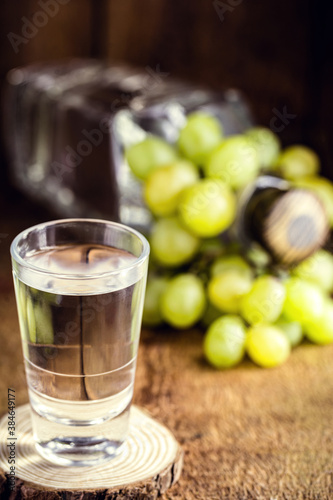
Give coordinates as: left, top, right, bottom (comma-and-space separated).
236, 175, 329, 266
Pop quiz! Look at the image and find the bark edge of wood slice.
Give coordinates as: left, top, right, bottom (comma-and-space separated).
0, 404, 183, 499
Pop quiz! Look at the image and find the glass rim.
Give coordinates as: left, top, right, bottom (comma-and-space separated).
10, 218, 150, 280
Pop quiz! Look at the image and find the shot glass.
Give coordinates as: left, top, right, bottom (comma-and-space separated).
10, 218, 149, 466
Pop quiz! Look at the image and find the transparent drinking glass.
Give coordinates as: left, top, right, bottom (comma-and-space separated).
10, 218, 149, 466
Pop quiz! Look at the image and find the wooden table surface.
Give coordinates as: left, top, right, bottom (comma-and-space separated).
1, 194, 333, 499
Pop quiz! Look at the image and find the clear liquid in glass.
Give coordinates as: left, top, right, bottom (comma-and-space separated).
13, 243, 145, 466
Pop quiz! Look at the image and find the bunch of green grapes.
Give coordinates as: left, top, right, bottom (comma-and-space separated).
125, 112, 333, 369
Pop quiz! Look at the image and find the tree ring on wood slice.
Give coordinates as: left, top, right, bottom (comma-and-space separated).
0, 404, 183, 498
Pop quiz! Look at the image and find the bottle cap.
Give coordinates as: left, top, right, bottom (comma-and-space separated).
236, 175, 329, 265
263, 189, 329, 265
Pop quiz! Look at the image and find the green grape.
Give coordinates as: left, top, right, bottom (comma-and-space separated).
199, 238, 225, 257
211, 254, 253, 279
204, 135, 260, 190
293, 176, 333, 227
160, 274, 206, 329
240, 275, 286, 325
304, 299, 333, 345
178, 112, 223, 165
292, 250, 333, 294
35, 303, 54, 344
14, 280, 29, 342
245, 126, 281, 168
275, 317, 303, 347
283, 277, 325, 325
125, 136, 178, 180
208, 270, 253, 313
150, 217, 200, 267
40, 290, 62, 306
275, 145, 320, 180
203, 315, 247, 369
130, 279, 146, 347
200, 302, 222, 328
246, 324, 291, 368
26, 296, 37, 343
17, 281, 27, 320
142, 276, 169, 327
246, 245, 271, 269
144, 160, 199, 216
178, 178, 236, 238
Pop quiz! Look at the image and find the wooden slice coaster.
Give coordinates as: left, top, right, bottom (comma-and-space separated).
0, 404, 183, 499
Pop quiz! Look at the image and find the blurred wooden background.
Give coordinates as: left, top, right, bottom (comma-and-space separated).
0, 0, 332, 204
0, 4, 333, 496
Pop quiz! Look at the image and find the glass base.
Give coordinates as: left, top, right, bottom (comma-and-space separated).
35, 437, 124, 467
29, 388, 131, 467
0, 403, 182, 491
